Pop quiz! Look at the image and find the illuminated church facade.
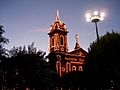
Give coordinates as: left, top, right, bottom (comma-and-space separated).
48, 11, 87, 76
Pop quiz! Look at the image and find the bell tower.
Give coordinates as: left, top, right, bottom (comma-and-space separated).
48, 11, 68, 53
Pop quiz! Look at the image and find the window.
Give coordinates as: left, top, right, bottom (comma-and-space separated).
56, 61, 61, 74
60, 36, 64, 45
52, 37, 54, 46
66, 62, 70, 73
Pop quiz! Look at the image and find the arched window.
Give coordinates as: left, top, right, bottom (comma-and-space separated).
66, 62, 70, 73
52, 36, 54, 46
60, 36, 64, 45
56, 61, 61, 74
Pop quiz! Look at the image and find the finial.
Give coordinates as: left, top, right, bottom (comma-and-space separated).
56, 10, 60, 21
57, 10, 59, 16
75, 34, 79, 44
74, 34, 80, 49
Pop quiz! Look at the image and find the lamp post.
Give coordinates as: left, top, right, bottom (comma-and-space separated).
86, 11, 105, 41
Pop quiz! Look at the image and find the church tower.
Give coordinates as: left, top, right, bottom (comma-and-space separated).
48, 11, 68, 53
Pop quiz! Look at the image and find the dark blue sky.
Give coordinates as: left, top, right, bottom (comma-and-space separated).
0, 0, 120, 53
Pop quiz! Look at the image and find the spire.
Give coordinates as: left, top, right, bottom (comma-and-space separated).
56, 10, 60, 21
74, 34, 80, 49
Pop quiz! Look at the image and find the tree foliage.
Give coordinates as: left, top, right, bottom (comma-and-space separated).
0, 26, 57, 89
1, 43, 56, 90
61, 71, 85, 90
84, 31, 120, 89
0, 25, 9, 89
0, 25, 9, 56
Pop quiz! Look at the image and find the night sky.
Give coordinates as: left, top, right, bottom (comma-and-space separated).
0, 0, 120, 54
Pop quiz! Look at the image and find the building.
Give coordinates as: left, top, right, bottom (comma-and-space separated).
48, 11, 87, 76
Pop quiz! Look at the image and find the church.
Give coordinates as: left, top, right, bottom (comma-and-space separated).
48, 11, 87, 76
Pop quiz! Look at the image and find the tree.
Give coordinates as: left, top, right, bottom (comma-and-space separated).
3, 43, 55, 90
0, 25, 9, 89
0, 25, 9, 56
61, 71, 85, 90
84, 31, 120, 89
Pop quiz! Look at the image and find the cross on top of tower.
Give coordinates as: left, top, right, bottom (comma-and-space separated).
75, 34, 79, 44
74, 34, 80, 49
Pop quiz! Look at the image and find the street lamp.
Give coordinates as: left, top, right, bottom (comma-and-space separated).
85, 11, 105, 41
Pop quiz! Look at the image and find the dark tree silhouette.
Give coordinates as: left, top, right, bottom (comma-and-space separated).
0, 25, 9, 56
61, 71, 85, 90
0, 25, 9, 89
47, 52, 57, 71
3, 43, 55, 90
84, 31, 120, 89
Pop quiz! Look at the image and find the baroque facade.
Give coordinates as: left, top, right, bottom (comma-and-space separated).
48, 11, 87, 76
